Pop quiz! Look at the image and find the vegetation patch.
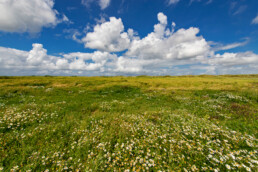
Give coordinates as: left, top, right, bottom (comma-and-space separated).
0, 75, 257, 171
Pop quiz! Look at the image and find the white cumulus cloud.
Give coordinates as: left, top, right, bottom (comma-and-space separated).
126, 12, 211, 61
0, 46, 28, 68
0, 44, 119, 75
27, 44, 49, 66
0, 12, 257, 76
0, 0, 63, 33
209, 52, 258, 66
82, 17, 132, 52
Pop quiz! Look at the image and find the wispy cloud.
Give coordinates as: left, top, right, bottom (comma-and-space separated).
63, 29, 83, 43
213, 38, 250, 51
251, 15, 258, 24
99, 0, 111, 10
189, 0, 213, 6
206, 0, 213, 5
81, 0, 111, 10
232, 5, 247, 15
168, 0, 180, 5
94, 14, 108, 24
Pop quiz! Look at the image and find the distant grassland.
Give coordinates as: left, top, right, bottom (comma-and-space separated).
0, 75, 257, 171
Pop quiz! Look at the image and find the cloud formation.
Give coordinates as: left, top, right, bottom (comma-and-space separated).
209, 52, 258, 66
99, 0, 111, 10
0, 0, 64, 33
168, 0, 180, 5
126, 13, 210, 61
81, 0, 111, 10
82, 17, 133, 52
0, 44, 118, 75
212, 38, 249, 51
0, 12, 257, 76
252, 15, 258, 24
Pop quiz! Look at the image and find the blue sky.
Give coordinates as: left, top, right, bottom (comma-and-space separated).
0, 0, 257, 76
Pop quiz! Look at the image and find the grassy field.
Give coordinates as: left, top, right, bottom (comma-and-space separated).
0, 75, 257, 171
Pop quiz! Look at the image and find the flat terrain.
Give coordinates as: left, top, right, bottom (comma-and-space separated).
0, 75, 257, 171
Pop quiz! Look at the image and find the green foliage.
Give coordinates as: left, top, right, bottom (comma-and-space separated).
0, 75, 257, 171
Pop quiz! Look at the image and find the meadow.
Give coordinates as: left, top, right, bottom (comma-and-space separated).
0, 75, 257, 171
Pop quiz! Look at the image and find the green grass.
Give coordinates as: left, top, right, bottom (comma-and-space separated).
0, 75, 257, 171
